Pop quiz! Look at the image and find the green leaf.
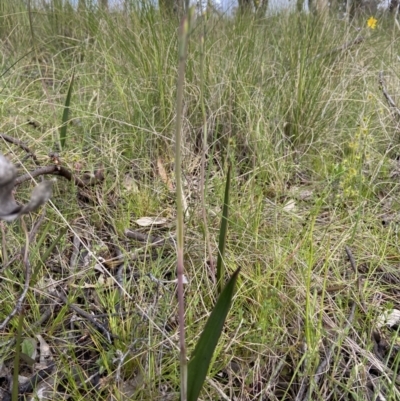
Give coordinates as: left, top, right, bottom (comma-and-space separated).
187, 267, 240, 401
59, 72, 75, 150
21, 338, 36, 358
216, 164, 231, 294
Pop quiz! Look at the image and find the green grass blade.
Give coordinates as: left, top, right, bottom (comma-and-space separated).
187, 266, 240, 401
216, 164, 231, 294
59, 72, 75, 150
175, 10, 194, 401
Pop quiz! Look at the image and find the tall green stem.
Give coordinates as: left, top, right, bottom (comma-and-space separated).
175, 11, 191, 401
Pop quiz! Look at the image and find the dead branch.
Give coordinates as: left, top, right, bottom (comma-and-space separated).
0, 153, 53, 222
14, 164, 104, 187
56, 291, 117, 343
0, 133, 39, 165
125, 228, 173, 246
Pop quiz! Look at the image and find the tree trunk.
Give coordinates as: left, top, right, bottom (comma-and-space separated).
389, 0, 399, 11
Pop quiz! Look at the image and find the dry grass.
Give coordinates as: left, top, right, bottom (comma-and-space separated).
1, 2, 400, 400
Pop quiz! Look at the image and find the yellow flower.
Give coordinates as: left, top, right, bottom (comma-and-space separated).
367, 17, 377, 29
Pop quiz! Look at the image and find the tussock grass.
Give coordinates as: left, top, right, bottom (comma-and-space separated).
1, 1, 400, 399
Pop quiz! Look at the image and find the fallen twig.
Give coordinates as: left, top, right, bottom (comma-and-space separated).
14, 164, 104, 187
125, 228, 174, 247
0, 153, 53, 222
33, 304, 56, 329
0, 133, 39, 165
378, 71, 400, 120
56, 290, 117, 343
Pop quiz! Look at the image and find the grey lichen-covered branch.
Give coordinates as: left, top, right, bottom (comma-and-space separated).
0, 153, 53, 222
